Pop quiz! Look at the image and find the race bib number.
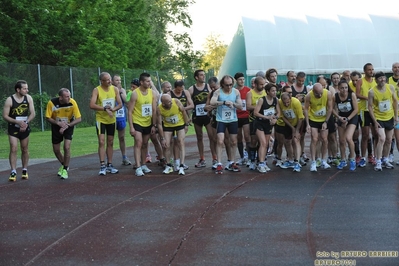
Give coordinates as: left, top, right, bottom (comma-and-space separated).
263, 107, 275, 116
15, 116, 28, 128
338, 102, 352, 113
378, 100, 391, 112
195, 104, 206, 116
241, 100, 246, 111
314, 106, 326, 117
102, 98, 115, 109
56, 117, 68, 123
222, 107, 233, 120
142, 104, 152, 117
283, 109, 296, 119
116, 107, 125, 118
165, 114, 179, 124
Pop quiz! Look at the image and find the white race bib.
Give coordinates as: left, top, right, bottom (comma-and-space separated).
165, 114, 179, 124
15, 116, 28, 128
263, 107, 275, 116
142, 104, 152, 117
378, 100, 391, 112
56, 117, 68, 123
116, 107, 125, 118
283, 109, 296, 119
222, 107, 233, 120
338, 102, 352, 113
195, 104, 206, 116
314, 106, 326, 117
102, 98, 115, 109
241, 100, 246, 111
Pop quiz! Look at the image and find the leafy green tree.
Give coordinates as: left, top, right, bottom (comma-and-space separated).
0, 0, 199, 71
201, 33, 228, 76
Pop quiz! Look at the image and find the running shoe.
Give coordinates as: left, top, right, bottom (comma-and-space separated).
316, 158, 322, 168
57, 165, 63, 176
212, 162, 218, 170
349, 160, 356, 171
299, 157, 307, 166
368, 155, 376, 165
374, 161, 382, 171
215, 164, 223, 174
158, 158, 167, 167
231, 163, 241, 172
302, 153, 310, 162
358, 158, 366, 168
146, 154, 152, 163
355, 155, 361, 165
337, 160, 347, 170
99, 165, 106, 176
9, 172, 17, 182
331, 158, 340, 166
257, 163, 267, 173
265, 163, 271, 172
106, 164, 119, 174
388, 153, 394, 163
141, 164, 152, 174
60, 169, 68, 179
310, 161, 317, 172
382, 160, 394, 169
225, 161, 232, 170
321, 161, 331, 169
21, 170, 28, 179
275, 159, 282, 168
163, 165, 173, 174
135, 167, 145, 176
293, 162, 301, 172
195, 159, 206, 168
249, 162, 256, 171
280, 161, 295, 169
178, 166, 185, 175
182, 164, 189, 170
122, 158, 132, 166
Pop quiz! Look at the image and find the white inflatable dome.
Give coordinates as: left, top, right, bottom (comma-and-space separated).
222, 13, 399, 77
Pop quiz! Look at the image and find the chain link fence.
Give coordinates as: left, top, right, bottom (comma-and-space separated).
0, 62, 214, 134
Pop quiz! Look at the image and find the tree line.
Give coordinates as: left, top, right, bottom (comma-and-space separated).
0, 0, 204, 72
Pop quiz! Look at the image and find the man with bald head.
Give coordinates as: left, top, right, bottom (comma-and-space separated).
89, 72, 123, 176
156, 94, 190, 175
304, 82, 333, 172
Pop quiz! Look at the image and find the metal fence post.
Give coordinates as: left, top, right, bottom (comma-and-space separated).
70, 67, 74, 98
37, 64, 44, 132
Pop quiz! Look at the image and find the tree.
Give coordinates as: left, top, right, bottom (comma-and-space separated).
0, 0, 199, 71
201, 33, 228, 76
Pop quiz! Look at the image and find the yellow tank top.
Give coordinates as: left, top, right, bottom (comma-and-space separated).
96, 85, 116, 124
308, 89, 329, 122
358, 77, 376, 112
249, 90, 266, 122
277, 97, 304, 127
158, 99, 184, 128
389, 77, 399, 115
133, 88, 153, 127
372, 85, 394, 121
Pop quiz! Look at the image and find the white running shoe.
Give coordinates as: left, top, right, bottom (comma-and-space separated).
310, 161, 317, 172
163, 165, 173, 174
178, 167, 185, 175
141, 164, 152, 174
135, 167, 145, 176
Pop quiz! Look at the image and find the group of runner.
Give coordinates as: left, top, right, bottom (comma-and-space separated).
3, 63, 399, 180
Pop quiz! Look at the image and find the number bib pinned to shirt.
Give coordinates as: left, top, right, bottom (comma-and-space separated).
195, 104, 206, 116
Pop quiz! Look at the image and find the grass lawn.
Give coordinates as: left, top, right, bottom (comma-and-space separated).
0, 126, 196, 159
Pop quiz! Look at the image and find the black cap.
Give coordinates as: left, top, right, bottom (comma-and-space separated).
131, 78, 140, 86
